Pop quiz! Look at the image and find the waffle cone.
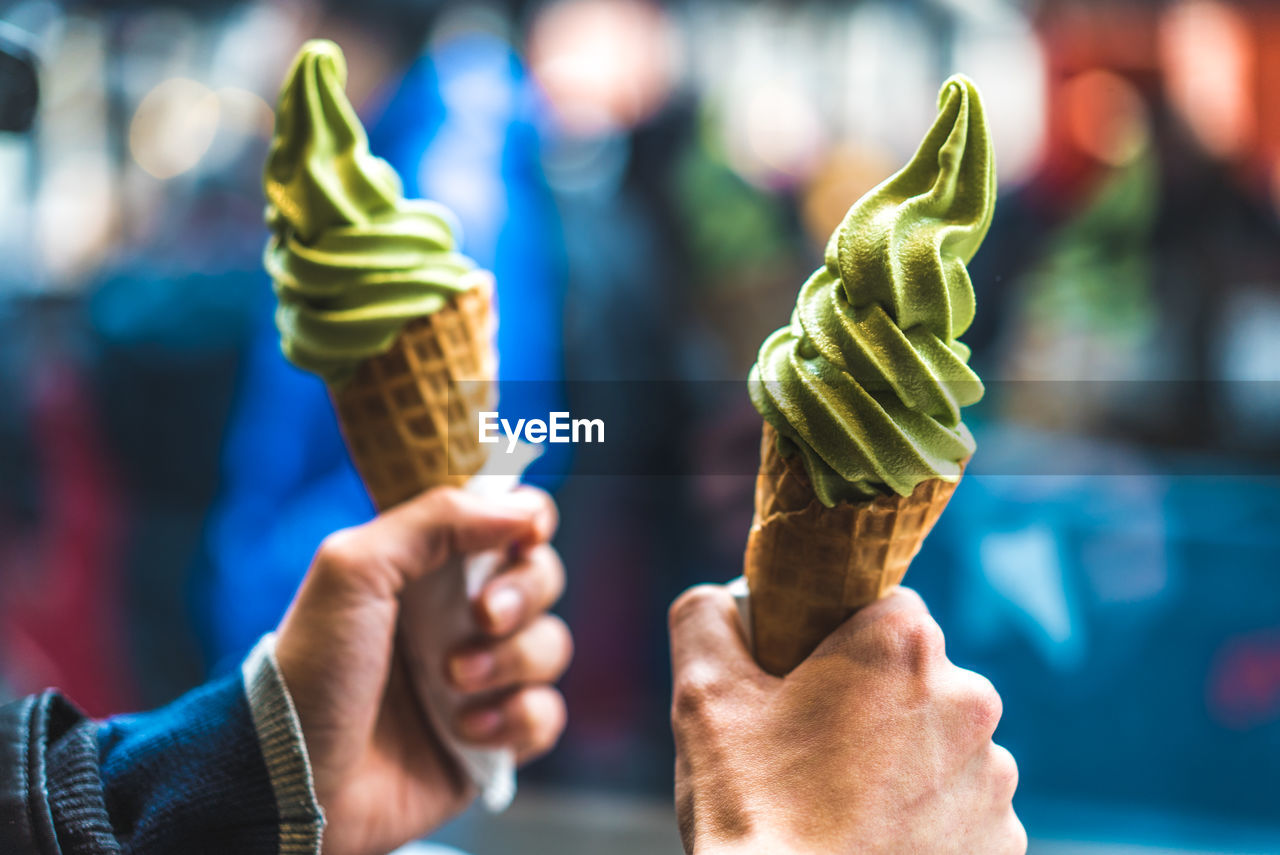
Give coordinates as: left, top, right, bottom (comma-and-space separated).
331, 274, 496, 511
744, 422, 966, 675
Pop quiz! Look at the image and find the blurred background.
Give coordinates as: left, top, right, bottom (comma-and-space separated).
1, 0, 1279, 852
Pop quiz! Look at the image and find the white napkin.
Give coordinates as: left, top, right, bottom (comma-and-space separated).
727, 576, 754, 648
396, 443, 543, 813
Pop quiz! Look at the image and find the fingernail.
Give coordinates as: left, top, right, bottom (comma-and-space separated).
486, 586, 523, 630
461, 707, 503, 740
450, 651, 495, 689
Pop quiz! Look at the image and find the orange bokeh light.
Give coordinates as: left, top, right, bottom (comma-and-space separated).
1159, 0, 1255, 160
1062, 69, 1149, 167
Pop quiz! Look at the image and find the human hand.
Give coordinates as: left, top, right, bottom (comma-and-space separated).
275, 487, 572, 855
668, 585, 1024, 855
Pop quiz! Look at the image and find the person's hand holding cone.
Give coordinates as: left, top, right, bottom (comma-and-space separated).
745, 75, 996, 675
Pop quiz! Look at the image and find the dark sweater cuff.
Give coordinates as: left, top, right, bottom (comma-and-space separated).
46, 717, 122, 852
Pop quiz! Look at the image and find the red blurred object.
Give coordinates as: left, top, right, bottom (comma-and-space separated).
1251, 7, 1280, 190
1208, 629, 1280, 731
0, 360, 137, 716
1032, 4, 1162, 212
1033, 2, 1280, 210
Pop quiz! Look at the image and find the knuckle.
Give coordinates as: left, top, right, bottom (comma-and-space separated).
425, 484, 468, 509
514, 615, 573, 679
1004, 811, 1028, 854
964, 673, 1004, 734
418, 486, 470, 529
669, 584, 722, 631
671, 660, 735, 724
544, 689, 569, 735
887, 586, 928, 612
990, 744, 1020, 799
512, 483, 552, 508
514, 687, 567, 746
414, 486, 480, 562
505, 687, 536, 726
516, 486, 559, 535
544, 614, 575, 669
876, 609, 945, 667
314, 528, 369, 579
528, 544, 567, 605
543, 546, 567, 598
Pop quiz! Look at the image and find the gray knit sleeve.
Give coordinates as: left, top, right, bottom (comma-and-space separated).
241, 633, 326, 855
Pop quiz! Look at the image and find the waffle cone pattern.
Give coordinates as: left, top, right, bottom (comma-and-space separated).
331, 279, 496, 511
744, 423, 966, 675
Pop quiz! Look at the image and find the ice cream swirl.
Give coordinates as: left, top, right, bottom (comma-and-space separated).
750, 75, 995, 503
264, 39, 479, 387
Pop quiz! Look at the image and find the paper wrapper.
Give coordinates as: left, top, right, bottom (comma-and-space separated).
396, 441, 542, 813
743, 423, 965, 675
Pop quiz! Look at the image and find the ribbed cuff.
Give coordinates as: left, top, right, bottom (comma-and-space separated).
242, 633, 325, 855
46, 720, 123, 853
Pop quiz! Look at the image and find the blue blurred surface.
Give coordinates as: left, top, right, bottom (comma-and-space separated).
908, 424, 1280, 833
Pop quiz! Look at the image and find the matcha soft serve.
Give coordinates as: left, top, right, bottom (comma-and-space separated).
749, 75, 996, 504
264, 39, 483, 387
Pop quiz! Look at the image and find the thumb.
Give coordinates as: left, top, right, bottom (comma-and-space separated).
668, 584, 764, 689
371, 486, 557, 594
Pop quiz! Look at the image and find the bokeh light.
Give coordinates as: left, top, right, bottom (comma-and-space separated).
1160, 0, 1254, 161
1062, 69, 1150, 167
128, 77, 221, 179
201, 86, 274, 172
841, 2, 933, 160
952, 5, 1047, 185
800, 144, 894, 248
528, 0, 676, 136
727, 82, 826, 188
35, 152, 114, 284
